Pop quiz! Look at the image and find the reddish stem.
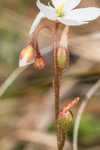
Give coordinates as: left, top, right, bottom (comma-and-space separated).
32, 25, 52, 55
53, 22, 61, 150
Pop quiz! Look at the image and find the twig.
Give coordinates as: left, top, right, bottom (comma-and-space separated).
73, 79, 100, 150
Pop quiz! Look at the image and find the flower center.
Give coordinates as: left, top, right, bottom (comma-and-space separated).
56, 3, 65, 17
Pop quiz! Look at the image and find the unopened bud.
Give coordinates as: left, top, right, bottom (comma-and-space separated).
58, 110, 73, 132
58, 97, 79, 132
57, 47, 69, 70
19, 44, 34, 67
34, 55, 46, 69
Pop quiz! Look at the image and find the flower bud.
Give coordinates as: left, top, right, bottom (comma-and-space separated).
58, 110, 73, 132
19, 44, 34, 67
34, 55, 46, 69
57, 47, 69, 70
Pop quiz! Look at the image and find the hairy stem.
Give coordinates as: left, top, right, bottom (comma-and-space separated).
53, 22, 61, 150
59, 131, 66, 150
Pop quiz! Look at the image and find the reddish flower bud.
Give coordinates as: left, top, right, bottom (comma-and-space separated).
57, 47, 69, 70
19, 44, 34, 67
58, 97, 79, 132
34, 55, 46, 69
58, 110, 73, 132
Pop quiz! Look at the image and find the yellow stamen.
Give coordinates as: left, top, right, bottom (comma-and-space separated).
56, 3, 65, 17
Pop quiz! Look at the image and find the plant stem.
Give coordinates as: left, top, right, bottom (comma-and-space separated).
53, 22, 61, 150
59, 131, 66, 150
32, 24, 52, 55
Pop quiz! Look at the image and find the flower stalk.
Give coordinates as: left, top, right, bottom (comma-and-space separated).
33, 24, 52, 55
53, 22, 61, 150
59, 130, 66, 150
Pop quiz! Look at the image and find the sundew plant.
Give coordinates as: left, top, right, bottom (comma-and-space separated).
18, 0, 100, 150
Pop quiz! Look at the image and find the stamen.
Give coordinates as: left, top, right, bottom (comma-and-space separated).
56, 3, 65, 17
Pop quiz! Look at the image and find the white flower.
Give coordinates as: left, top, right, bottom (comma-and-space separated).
29, 0, 100, 34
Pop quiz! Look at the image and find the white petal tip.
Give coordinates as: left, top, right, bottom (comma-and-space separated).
19, 59, 34, 67
19, 60, 27, 67
80, 22, 89, 25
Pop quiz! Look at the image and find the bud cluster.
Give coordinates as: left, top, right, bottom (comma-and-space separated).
19, 42, 46, 69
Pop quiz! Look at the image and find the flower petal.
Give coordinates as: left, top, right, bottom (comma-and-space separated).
52, 0, 81, 10
37, 0, 57, 20
67, 0, 81, 10
58, 17, 88, 26
52, 0, 66, 9
71, 7, 100, 22
29, 12, 44, 35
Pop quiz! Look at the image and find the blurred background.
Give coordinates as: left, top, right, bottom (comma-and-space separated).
0, 0, 100, 150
